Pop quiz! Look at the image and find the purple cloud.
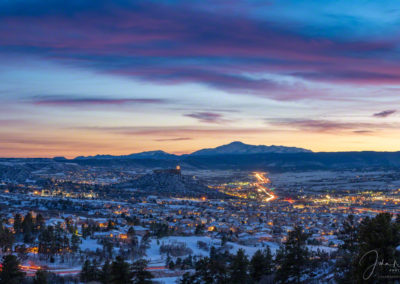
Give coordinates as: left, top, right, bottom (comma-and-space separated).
1, 1, 400, 100
373, 109, 396, 118
184, 112, 228, 123
31, 96, 168, 106
0, 119, 27, 127
268, 119, 387, 133
77, 125, 270, 136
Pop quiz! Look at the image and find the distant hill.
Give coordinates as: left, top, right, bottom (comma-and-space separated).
74, 141, 311, 160
189, 141, 311, 156
66, 151, 400, 172
62, 142, 400, 171
124, 168, 228, 198
75, 150, 179, 160
181, 151, 400, 171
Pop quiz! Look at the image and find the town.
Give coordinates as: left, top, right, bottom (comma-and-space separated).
0, 158, 399, 283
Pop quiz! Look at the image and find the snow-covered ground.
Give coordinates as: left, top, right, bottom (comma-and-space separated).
145, 235, 281, 264
80, 238, 102, 251
269, 170, 400, 192
155, 276, 179, 284
307, 245, 337, 254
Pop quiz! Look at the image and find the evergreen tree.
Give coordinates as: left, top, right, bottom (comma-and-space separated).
396, 214, 400, 225
54, 224, 64, 254
275, 226, 310, 284
100, 260, 112, 284
107, 220, 115, 231
62, 235, 69, 253
179, 272, 195, 284
165, 253, 172, 269
264, 246, 273, 274
90, 259, 101, 281
178, 249, 231, 284
182, 255, 193, 270
80, 259, 92, 283
209, 246, 217, 259
33, 269, 49, 284
340, 215, 358, 252
213, 251, 231, 284
0, 255, 25, 284
13, 214, 22, 235
80, 259, 100, 282
82, 224, 89, 239
71, 233, 80, 252
22, 212, 34, 241
0, 225, 14, 252
127, 227, 136, 238
249, 246, 273, 282
193, 257, 216, 284
38, 225, 52, 257
355, 213, 400, 283
250, 249, 265, 282
335, 214, 359, 283
110, 256, 132, 284
221, 234, 228, 247
131, 259, 153, 284
139, 232, 151, 255
175, 257, 182, 268
229, 249, 249, 284
36, 214, 45, 232
103, 239, 114, 258
195, 224, 204, 235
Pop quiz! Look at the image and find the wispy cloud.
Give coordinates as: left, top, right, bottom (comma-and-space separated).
268, 119, 389, 133
373, 109, 396, 118
184, 112, 230, 124
353, 130, 374, 135
0, 119, 27, 127
30, 96, 169, 107
76, 126, 271, 136
154, 137, 192, 142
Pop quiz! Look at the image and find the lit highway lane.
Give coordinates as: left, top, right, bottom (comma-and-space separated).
253, 172, 276, 202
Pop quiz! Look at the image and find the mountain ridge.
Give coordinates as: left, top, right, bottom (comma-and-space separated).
190, 141, 311, 156
75, 150, 179, 160
73, 141, 311, 160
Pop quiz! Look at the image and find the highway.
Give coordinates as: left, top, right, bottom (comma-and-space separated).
253, 172, 277, 202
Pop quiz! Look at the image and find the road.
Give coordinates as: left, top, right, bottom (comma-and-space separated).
253, 172, 277, 202
20, 264, 166, 276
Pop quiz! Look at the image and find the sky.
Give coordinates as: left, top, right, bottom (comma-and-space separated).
1, 0, 400, 158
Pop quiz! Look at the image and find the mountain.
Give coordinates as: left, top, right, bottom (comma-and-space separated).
190, 141, 312, 156
75, 150, 178, 160
125, 150, 178, 160
65, 142, 400, 172
73, 142, 310, 160
182, 151, 400, 171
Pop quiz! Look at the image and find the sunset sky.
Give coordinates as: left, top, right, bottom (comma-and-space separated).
1, 0, 400, 158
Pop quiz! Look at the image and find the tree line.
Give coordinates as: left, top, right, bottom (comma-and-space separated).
178, 213, 400, 283
80, 256, 153, 284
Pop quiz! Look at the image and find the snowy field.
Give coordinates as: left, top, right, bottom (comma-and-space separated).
269, 170, 400, 192
145, 235, 280, 264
